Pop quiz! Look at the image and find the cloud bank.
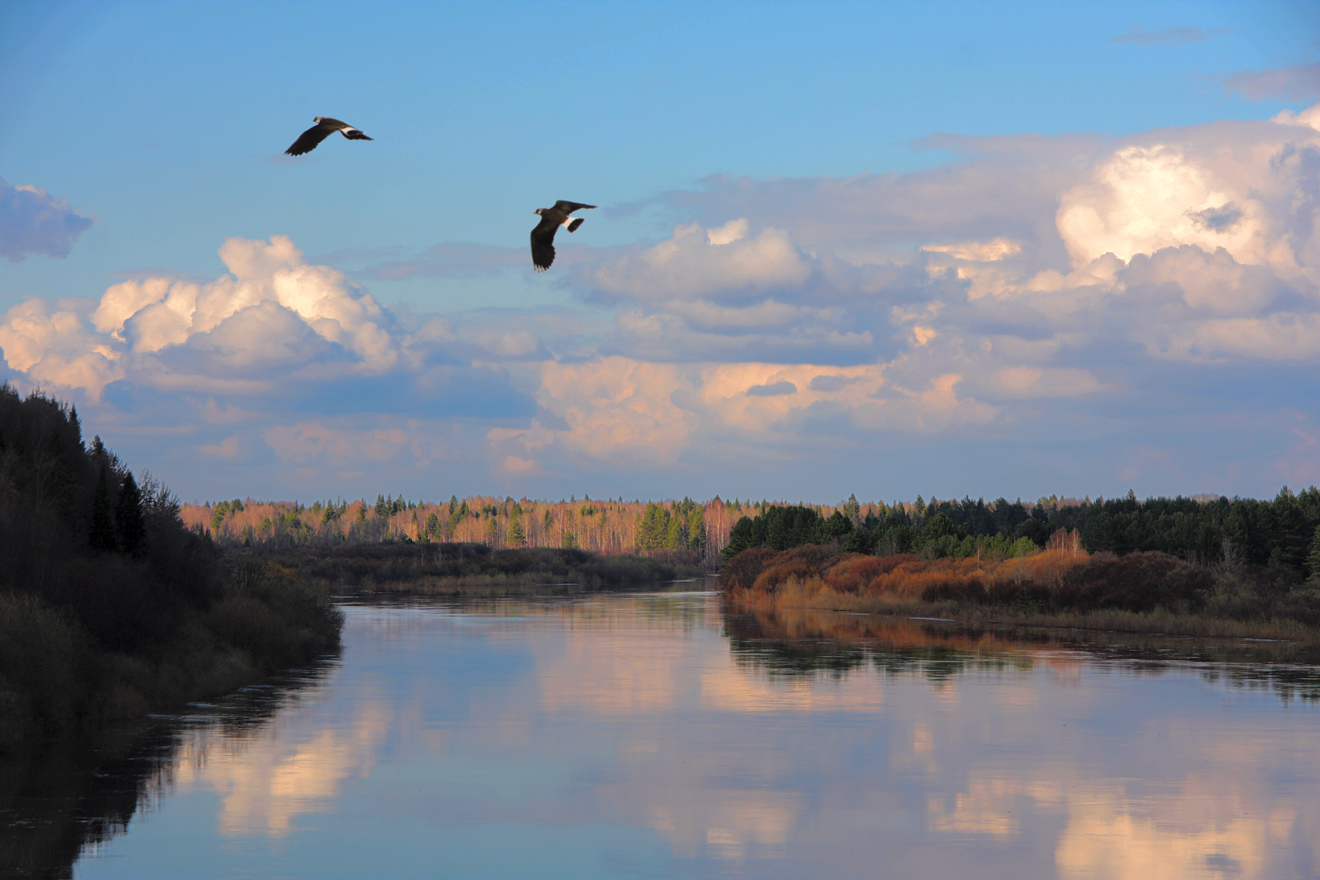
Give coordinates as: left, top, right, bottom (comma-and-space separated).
6, 104, 1320, 499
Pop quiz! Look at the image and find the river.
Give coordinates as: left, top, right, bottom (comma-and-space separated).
6, 590, 1320, 879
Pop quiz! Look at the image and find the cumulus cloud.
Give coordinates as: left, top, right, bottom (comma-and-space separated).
1056, 145, 1275, 269
12, 101, 1320, 499
0, 236, 413, 397
0, 298, 123, 398
487, 355, 1002, 474
589, 220, 812, 301
0, 177, 94, 261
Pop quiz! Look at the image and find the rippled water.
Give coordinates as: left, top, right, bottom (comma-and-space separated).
7, 591, 1320, 879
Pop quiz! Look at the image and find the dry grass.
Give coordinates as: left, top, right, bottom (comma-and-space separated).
729, 579, 1320, 643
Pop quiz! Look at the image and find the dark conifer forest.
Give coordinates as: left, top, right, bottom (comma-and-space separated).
0, 385, 342, 749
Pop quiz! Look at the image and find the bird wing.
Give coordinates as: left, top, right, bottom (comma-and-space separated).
530, 216, 560, 271
285, 124, 333, 156
552, 200, 596, 214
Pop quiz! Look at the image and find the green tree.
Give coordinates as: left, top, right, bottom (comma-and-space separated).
686, 507, 706, 551
508, 516, 526, 547
1307, 525, 1320, 582
635, 502, 669, 551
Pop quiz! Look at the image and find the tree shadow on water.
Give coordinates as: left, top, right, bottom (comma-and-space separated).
0, 656, 338, 880
721, 601, 1320, 703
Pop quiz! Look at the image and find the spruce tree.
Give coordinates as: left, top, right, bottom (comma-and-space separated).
89, 461, 116, 552
115, 472, 145, 555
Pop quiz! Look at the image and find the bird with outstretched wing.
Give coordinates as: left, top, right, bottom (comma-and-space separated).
285, 117, 373, 156
530, 200, 596, 271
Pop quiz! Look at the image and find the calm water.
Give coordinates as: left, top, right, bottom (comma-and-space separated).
8, 591, 1320, 879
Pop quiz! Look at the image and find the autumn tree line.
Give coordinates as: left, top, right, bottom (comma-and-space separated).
186, 494, 734, 567
189, 487, 1320, 585
0, 385, 341, 748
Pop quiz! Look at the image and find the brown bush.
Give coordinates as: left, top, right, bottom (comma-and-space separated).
823, 554, 917, 593
1057, 551, 1213, 612
719, 548, 783, 592
751, 544, 839, 592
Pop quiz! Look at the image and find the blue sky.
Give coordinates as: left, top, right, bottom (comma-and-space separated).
3, 0, 1320, 504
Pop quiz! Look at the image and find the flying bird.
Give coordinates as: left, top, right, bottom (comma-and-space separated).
530, 201, 595, 271
284, 117, 373, 156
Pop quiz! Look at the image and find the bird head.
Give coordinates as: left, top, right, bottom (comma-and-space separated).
534, 208, 544, 216
313, 116, 324, 123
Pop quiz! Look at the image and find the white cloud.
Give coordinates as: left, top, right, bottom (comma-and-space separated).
1057, 145, 1273, 268
922, 238, 1022, 262
590, 220, 812, 301
0, 177, 93, 261
0, 298, 124, 399
0, 236, 409, 396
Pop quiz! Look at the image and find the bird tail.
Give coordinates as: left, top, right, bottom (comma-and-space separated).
566, 218, 585, 233
342, 130, 373, 141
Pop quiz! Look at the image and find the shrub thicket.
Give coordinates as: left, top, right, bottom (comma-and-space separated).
720, 542, 1319, 625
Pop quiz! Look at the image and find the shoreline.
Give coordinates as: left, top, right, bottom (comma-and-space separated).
722, 589, 1320, 646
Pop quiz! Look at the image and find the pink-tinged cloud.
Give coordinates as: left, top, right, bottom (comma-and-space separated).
1224, 63, 1320, 101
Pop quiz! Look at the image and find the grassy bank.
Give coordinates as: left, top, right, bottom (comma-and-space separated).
252, 542, 708, 596
720, 544, 1320, 643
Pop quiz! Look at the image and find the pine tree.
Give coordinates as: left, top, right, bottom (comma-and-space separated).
89, 461, 116, 552
115, 472, 145, 555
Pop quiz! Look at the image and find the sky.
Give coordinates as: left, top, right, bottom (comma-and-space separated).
3, 0, 1320, 505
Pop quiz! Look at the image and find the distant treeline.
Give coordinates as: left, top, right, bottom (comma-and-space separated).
187, 495, 731, 567
189, 489, 1320, 582
0, 385, 342, 749
722, 490, 1320, 581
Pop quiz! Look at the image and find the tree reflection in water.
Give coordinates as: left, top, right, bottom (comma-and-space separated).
0, 658, 339, 880
722, 601, 1320, 702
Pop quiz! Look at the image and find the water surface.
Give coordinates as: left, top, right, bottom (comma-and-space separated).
14, 592, 1320, 879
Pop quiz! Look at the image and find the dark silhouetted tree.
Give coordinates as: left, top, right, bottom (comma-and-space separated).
115, 472, 145, 555
89, 461, 116, 552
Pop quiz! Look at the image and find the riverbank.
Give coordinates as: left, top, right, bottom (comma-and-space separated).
0, 386, 343, 751
250, 542, 708, 596
0, 560, 343, 751
720, 544, 1320, 644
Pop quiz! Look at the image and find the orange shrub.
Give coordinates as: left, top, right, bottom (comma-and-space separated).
823, 554, 917, 593
722, 544, 1224, 611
